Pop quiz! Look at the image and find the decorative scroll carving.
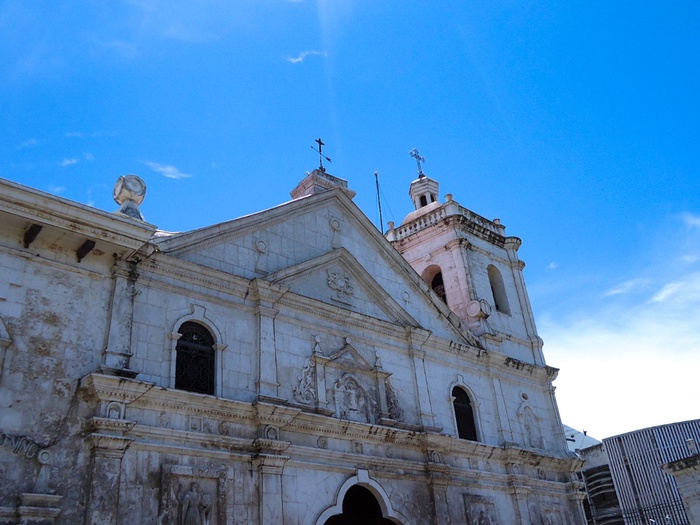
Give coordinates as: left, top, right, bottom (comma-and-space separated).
326, 270, 354, 302
292, 358, 316, 405
263, 425, 279, 440
385, 378, 403, 421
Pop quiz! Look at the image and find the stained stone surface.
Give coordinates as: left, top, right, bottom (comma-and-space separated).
0, 173, 585, 524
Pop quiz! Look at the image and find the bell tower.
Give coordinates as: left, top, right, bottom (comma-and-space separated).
386, 158, 545, 365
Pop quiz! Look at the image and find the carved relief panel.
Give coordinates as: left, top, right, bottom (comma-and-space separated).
464, 494, 501, 525
159, 465, 228, 525
291, 337, 404, 425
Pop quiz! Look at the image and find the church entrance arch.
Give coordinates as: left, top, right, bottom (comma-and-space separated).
314, 470, 409, 525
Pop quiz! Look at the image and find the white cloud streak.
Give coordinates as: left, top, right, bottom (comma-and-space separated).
60, 158, 78, 167
540, 214, 700, 440
285, 50, 327, 64
19, 138, 39, 149
144, 161, 191, 179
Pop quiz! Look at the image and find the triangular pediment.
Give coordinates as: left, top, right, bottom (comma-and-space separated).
326, 342, 375, 372
268, 248, 419, 327
153, 188, 482, 348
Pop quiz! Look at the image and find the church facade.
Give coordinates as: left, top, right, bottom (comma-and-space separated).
0, 166, 584, 524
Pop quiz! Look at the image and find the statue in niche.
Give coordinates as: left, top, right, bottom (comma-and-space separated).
333, 375, 369, 423
522, 407, 543, 449
464, 495, 499, 525
177, 482, 213, 525
293, 358, 316, 405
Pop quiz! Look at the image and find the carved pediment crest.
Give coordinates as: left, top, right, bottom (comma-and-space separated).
327, 269, 354, 302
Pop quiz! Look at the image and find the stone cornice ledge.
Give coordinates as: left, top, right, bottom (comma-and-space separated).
0, 177, 156, 251
81, 373, 155, 404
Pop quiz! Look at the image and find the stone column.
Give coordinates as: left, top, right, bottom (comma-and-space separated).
445, 238, 477, 322
504, 237, 544, 365
510, 484, 532, 525
101, 263, 138, 378
427, 461, 451, 525
255, 454, 289, 525
406, 327, 437, 430
249, 280, 288, 404
492, 377, 515, 445
84, 434, 133, 525
256, 305, 280, 401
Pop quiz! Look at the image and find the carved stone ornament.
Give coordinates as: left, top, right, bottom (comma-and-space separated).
385, 378, 403, 421
159, 465, 228, 525
326, 270, 354, 301
333, 374, 370, 423
292, 358, 316, 405
113, 174, 146, 221
464, 494, 501, 525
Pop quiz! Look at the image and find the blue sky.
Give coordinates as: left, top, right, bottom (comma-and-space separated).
2, 1, 699, 439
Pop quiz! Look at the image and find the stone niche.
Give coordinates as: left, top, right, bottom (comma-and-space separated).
463, 494, 501, 525
159, 465, 228, 525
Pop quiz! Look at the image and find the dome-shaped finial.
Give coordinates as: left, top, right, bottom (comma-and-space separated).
113, 174, 146, 221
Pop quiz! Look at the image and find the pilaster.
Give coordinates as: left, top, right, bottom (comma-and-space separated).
504, 237, 544, 365
249, 280, 288, 404
254, 454, 289, 525
101, 262, 139, 378
406, 327, 437, 429
85, 434, 133, 525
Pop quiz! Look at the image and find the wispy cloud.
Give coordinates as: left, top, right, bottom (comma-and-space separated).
64, 131, 109, 139
18, 138, 39, 149
683, 212, 700, 229
285, 50, 327, 64
547, 262, 558, 270
539, 213, 700, 439
48, 185, 66, 194
144, 161, 191, 179
60, 158, 79, 167
603, 278, 651, 297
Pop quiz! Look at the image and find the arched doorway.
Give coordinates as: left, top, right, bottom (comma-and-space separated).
323, 486, 398, 525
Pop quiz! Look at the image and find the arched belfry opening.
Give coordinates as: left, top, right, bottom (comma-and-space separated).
421, 265, 448, 305
323, 486, 397, 525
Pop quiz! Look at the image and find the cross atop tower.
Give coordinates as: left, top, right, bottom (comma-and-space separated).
312, 138, 332, 172
409, 148, 426, 178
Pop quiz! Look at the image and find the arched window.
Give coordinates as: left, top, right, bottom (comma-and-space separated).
175, 322, 216, 395
431, 272, 447, 304
487, 265, 510, 314
452, 386, 478, 441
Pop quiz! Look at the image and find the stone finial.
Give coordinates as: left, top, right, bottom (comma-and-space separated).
290, 169, 356, 200
113, 175, 146, 221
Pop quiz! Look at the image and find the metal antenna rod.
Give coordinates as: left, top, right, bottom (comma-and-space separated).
375, 171, 384, 233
